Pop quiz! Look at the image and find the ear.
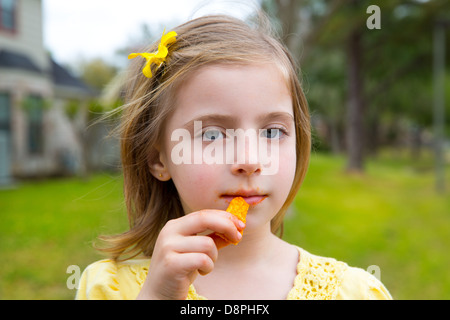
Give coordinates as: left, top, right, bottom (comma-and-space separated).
148, 146, 171, 181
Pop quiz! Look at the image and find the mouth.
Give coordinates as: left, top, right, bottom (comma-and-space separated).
220, 190, 268, 206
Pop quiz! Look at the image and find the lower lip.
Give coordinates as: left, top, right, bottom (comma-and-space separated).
221, 195, 267, 206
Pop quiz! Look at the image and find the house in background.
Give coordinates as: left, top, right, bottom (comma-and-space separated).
0, 0, 116, 184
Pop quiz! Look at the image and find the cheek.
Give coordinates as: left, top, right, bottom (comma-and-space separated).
267, 144, 297, 213
285, 149, 297, 177
170, 164, 222, 211
276, 142, 297, 185
183, 165, 217, 191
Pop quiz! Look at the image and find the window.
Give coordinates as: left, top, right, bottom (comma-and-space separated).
0, 0, 16, 32
0, 93, 11, 133
26, 95, 44, 155
0, 93, 12, 181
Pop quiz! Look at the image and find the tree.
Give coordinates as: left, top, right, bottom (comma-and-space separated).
263, 0, 450, 173
77, 57, 118, 92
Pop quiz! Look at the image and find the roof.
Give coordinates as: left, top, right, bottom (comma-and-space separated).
0, 49, 93, 95
0, 49, 42, 74
50, 58, 93, 94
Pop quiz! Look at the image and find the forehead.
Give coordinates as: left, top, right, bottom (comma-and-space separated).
172, 63, 292, 121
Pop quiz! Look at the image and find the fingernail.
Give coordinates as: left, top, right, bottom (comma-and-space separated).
238, 221, 246, 229
236, 230, 242, 240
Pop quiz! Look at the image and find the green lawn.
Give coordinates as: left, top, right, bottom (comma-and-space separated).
1, 152, 449, 299
286, 151, 450, 299
0, 174, 128, 299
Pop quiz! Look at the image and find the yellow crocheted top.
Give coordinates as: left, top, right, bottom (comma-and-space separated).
75, 247, 392, 300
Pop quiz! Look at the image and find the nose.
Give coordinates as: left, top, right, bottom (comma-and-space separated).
231, 161, 262, 176
230, 132, 262, 176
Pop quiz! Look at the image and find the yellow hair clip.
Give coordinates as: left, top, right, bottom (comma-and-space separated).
128, 30, 177, 78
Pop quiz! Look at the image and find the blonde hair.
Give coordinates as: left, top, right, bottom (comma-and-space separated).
98, 14, 311, 261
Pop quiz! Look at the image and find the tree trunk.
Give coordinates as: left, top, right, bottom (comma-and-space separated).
345, 29, 365, 172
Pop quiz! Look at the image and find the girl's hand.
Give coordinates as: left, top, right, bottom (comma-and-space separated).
136, 210, 245, 300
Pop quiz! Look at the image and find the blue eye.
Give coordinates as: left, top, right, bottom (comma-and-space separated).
260, 128, 283, 139
203, 128, 224, 141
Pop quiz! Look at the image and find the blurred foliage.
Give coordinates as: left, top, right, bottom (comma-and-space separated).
77, 57, 118, 92
86, 98, 123, 120
62, 57, 125, 122
64, 99, 81, 120
263, 0, 450, 161
20, 96, 51, 112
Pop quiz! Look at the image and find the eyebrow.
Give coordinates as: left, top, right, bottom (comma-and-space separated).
256, 111, 294, 124
182, 112, 294, 130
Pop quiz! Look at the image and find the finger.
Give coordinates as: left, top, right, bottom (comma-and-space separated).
175, 210, 243, 243
208, 232, 234, 250
174, 252, 215, 276
173, 235, 218, 263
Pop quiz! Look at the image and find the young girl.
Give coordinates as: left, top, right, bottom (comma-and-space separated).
76, 14, 392, 300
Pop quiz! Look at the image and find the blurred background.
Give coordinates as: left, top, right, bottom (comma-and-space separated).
0, 0, 449, 299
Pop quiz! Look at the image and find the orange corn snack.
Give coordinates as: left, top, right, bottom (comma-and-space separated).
209, 197, 249, 249
226, 196, 249, 226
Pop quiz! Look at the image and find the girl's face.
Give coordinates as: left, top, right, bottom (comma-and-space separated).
159, 63, 296, 234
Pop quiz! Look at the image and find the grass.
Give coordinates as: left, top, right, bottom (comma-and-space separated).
285, 151, 450, 299
0, 151, 449, 299
0, 174, 128, 299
